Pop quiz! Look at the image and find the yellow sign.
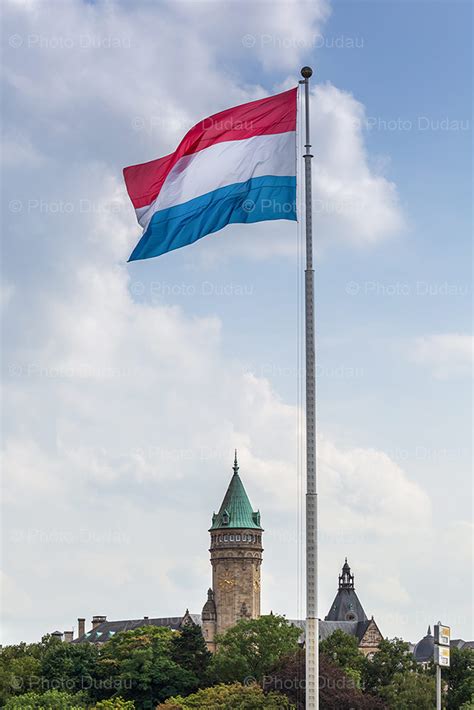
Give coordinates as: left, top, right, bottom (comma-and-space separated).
435, 623, 451, 647
435, 645, 450, 667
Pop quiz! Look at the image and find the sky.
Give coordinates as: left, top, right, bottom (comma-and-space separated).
1, 0, 472, 647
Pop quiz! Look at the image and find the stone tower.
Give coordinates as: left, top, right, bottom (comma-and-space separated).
201, 452, 263, 652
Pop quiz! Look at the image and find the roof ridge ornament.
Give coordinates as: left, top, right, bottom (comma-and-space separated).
233, 449, 239, 474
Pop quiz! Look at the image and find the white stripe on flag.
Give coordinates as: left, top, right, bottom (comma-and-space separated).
136, 131, 296, 230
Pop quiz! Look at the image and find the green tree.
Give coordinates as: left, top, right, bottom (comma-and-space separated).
445, 646, 474, 710
92, 699, 135, 709
362, 638, 417, 695
320, 628, 365, 685
0, 650, 41, 703
40, 640, 99, 697
170, 622, 211, 687
97, 626, 197, 707
3, 689, 86, 709
209, 614, 300, 684
156, 681, 294, 709
380, 671, 435, 709
266, 648, 386, 710
0, 637, 60, 704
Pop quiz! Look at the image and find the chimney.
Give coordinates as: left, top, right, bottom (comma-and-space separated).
63, 630, 73, 643
91, 615, 106, 629
78, 618, 86, 638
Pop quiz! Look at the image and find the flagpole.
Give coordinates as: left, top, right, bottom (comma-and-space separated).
300, 65, 318, 710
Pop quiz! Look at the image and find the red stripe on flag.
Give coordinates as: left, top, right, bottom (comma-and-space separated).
123, 87, 297, 210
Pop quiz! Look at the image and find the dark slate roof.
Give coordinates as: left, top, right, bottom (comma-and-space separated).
324, 561, 368, 624
325, 587, 368, 623
74, 614, 201, 644
210, 452, 262, 531
413, 627, 435, 663
451, 639, 474, 650
320, 620, 358, 640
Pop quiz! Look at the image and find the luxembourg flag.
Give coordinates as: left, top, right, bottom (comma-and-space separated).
124, 88, 297, 261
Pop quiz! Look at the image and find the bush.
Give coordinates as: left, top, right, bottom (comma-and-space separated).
156, 682, 294, 709
3, 689, 86, 709
92, 699, 135, 709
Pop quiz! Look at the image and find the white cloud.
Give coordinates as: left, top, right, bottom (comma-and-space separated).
1, 132, 45, 168
175, 0, 331, 72
411, 333, 473, 379
319, 439, 432, 537
311, 82, 404, 248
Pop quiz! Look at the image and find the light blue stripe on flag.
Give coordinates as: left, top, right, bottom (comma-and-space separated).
128, 175, 296, 261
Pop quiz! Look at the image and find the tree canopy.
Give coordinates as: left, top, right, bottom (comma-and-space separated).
156, 682, 294, 709
320, 628, 365, 686
379, 671, 435, 709
1, 625, 472, 710
170, 622, 211, 687
3, 689, 87, 709
265, 648, 386, 710
445, 646, 474, 710
209, 614, 301, 684
97, 626, 198, 706
362, 638, 417, 695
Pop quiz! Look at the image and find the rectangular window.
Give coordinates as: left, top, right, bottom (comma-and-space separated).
236, 535, 241, 541
230, 535, 234, 541
224, 535, 228, 541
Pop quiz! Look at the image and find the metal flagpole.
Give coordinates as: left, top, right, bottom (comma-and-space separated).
300, 65, 318, 710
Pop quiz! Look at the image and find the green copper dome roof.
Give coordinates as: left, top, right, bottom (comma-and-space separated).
210, 452, 262, 531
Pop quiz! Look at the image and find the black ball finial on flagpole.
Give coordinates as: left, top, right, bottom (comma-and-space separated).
301, 66, 313, 79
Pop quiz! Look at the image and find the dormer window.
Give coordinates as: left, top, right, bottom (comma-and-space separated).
222, 509, 230, 526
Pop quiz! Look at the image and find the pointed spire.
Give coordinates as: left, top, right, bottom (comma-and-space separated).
339, 559, 354, 590
210, 453, 262, 530
427, 625, 432, 636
